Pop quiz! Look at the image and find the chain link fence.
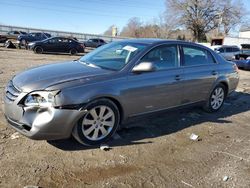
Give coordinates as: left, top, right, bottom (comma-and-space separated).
0, 24, 129, 42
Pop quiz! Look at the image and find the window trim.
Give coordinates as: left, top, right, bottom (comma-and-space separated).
180, 44, 217, 67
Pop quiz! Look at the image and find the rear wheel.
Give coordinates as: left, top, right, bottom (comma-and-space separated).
70, 48, 77, 55
72, 99, 120, 146
203, 84, 226, 112
21, 39, 27, 49
34, 46, 43, 54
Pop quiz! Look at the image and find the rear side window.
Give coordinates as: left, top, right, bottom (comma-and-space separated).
183, 46, 215, 66
232, 47, 240, 52
141, 45, 178, 70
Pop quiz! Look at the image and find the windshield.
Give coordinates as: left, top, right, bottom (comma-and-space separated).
79, 41, 148, 71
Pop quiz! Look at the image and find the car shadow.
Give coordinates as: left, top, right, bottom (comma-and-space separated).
47, 91, 250, 151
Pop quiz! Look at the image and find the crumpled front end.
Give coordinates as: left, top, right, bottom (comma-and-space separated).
3, 80, 86, 140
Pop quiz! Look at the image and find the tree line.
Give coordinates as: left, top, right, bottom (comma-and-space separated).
104, 0, 247, 42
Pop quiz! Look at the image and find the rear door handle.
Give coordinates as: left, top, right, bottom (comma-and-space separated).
211, 70, 218, 75
175, 75, 181, 81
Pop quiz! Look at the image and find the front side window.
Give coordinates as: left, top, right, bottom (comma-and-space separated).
183, 46, 215, 66
141, 45, 178, 70
217, 48, 225, 53
79, 42, 148, 71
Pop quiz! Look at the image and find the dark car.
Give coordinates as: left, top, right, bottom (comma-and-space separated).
84, 38, 106, 48
28, 37, 85, 55
234, 44, 250, 70
3, 39, 239, 146
0, 30, 27, 43
18, 32, 51, 48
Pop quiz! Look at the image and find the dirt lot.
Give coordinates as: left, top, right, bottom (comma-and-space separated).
0, 47, 250, 188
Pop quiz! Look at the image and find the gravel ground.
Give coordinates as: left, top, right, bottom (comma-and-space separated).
0, 48, 250, 188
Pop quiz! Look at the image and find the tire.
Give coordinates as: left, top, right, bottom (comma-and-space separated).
21, 39, 27, 48
72, 99, 120, 146
203, 84, 226, 113
34, 46, 43, 54
70, 48, 77, 55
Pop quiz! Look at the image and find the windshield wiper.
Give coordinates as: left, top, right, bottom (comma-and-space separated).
78, 60, 101, 69
78, 60, 116, 71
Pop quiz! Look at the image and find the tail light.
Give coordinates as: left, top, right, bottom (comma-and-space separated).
80, 44, 85, 48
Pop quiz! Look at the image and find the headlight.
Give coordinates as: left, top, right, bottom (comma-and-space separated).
28, 42, 35, 46
24, 90, 59, 107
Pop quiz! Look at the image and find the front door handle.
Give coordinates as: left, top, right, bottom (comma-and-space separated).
211, 70, 218, 75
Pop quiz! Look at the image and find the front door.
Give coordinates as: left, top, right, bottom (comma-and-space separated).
124, 44, 185, 116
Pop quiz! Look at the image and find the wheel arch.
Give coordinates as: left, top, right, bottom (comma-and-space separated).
84, 96, 124, 124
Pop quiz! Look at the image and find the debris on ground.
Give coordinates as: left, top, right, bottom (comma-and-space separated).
223, 176, 229, 182
189, 133, 199, 141
10, 132, 20, 140
24, 185, 40, 188
100, 144, 111, 151
181, 180, 194, 187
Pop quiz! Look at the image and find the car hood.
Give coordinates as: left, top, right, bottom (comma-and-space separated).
12, 61, 111, 92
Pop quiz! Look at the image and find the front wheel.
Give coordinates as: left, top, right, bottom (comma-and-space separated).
34, 46, 43, 54
72, 99, 120, 146
203, 84, 226, 112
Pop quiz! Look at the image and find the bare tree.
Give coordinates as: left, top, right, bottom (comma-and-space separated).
219, 0, 245, 35
120, 17, 142, 38
103, 25, 114, 36
165, 0, 221, 42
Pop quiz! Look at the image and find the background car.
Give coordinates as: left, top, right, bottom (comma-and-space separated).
234, 44, 250, 70
84, 38, 106, 48
28, 37, 85, 55
0, 30, 27, 43
214, 45, 240, 61
18, 32, 51, 48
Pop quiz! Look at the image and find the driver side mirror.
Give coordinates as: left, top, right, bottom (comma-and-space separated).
132, 62, 156, 73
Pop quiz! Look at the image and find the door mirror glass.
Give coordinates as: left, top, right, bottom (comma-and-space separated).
132, 62, 156, 73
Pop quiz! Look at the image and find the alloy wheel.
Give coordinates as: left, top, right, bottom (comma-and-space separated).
81, 105, 115, 141
210, 87, 225, 110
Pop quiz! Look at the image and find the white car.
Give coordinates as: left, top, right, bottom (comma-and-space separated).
215, 46, 240, 61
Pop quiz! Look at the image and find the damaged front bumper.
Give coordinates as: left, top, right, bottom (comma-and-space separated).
3, 85, 86, 140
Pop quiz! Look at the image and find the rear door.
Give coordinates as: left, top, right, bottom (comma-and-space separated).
125, 44, 185, 116
181, 45, 218, 104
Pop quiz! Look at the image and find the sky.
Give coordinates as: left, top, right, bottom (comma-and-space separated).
0, 0, 249, 35
0, 0, 165, 34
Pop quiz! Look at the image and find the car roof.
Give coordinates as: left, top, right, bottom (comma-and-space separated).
120, 39, 212, 49
48, 36, 77, 41
220, 45, 239, 48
